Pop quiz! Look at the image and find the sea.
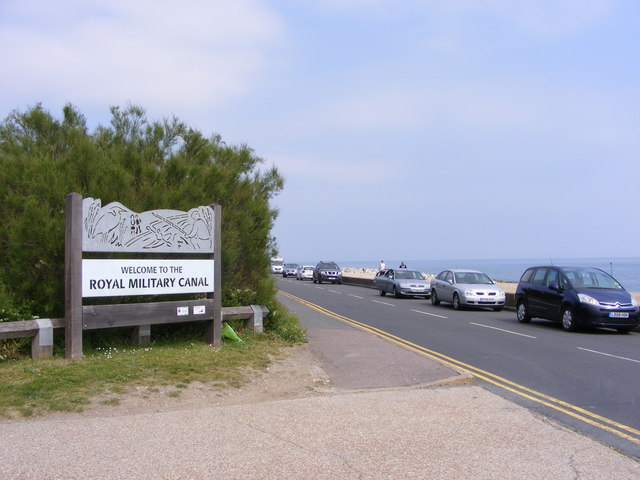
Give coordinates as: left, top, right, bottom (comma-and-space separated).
337, 257, 640, 293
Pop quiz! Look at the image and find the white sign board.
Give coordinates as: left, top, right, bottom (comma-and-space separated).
82, 259, 214, 298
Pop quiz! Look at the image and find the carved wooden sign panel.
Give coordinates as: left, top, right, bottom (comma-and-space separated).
82, 198, 214, 253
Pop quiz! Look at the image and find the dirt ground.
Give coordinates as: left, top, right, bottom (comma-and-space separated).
70, 345, 334, 419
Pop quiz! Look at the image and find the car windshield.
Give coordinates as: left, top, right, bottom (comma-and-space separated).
285, 264, 298, 268
563, 268, 624, 290
319, 263, 339, 269
454, 272, 493, 284
395, 270, 424, 280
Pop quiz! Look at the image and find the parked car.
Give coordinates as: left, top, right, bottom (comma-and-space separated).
282, 263, 300, 278
515, 266, 639, 333
296, 265, 314, 281
373, 269, 430, 298
431, 269, 505, 311
313, 261, 342, 284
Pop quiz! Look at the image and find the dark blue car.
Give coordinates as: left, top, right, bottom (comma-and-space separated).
515, 266, 639, 333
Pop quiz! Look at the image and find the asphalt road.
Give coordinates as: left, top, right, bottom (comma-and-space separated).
277, 276, 640, 460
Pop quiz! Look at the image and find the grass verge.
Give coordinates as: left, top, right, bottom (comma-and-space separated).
0, 300, 307, 418
0, 333, 294, 418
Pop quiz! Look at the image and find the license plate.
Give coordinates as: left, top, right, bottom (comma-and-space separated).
609, 312, 629, 318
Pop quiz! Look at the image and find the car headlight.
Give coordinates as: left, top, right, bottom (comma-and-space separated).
497, 289, 505, 297
578, 293, 600, 306
399, 282, 411, 288
464, 289, 475, 296
632, 297, 639, 307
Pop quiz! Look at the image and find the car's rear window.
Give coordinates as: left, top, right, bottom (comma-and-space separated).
531, 269, 548, 286
520, 269, 534, 283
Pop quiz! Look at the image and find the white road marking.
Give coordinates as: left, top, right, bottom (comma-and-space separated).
372, 300, 396, 307
469, 322, 537, 338
411, 309, 448, 319
347, 294, 364, 299
329, 290, 341, 294
577, 347, 640, 364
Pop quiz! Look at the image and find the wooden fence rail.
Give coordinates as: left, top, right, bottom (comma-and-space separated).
0, 305, 267, 360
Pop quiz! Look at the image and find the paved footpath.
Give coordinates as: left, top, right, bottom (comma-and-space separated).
1, 293, 639, 479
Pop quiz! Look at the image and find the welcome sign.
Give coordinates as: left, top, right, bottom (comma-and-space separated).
82, 259, 214, 297
65, 193, 222, 359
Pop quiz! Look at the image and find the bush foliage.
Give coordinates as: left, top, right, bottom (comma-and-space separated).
0, 104, 285, 323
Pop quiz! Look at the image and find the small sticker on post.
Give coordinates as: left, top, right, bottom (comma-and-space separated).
193, 305, 206, 315
177, 306, 189, 316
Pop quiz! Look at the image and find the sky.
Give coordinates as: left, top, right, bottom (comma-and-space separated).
1, 0, 639, 265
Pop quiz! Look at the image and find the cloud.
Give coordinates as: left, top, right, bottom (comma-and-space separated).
312, 0, 615, 37
0, 0, 284, 117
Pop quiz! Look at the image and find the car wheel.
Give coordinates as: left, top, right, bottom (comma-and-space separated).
431, 290, 440, 306
561, 307, 577, 332
379, 289, 386, 296
393, 286, 401, 298
516, 301, 531, 323
452, 293, 461, 310
617, 327, 632, 334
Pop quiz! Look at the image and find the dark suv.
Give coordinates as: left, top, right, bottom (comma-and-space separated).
515, 266, 639, 333
313, 261, 342, 284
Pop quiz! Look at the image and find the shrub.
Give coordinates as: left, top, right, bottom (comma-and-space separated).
0, 104, 284, 326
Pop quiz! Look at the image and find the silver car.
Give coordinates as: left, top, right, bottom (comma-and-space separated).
431, 269, 505, 311
282, 263, 300, 278
296, 265, 314, 280
373, 269, 431, 298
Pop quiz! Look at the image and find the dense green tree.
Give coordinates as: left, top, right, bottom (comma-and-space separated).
0, 104, 284, 319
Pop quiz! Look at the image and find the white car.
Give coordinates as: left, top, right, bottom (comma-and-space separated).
431, 269, 505, 311
296, 265, 314, 281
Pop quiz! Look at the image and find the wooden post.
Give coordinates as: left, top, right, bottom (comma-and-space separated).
131, 325, 151, 345
208, 203, 222, 346
65, 193, 83, 359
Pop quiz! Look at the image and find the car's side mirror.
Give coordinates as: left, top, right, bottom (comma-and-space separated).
548, 282, 561, 292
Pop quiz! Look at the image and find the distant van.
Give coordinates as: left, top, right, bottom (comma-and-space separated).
270, 257, 284, 274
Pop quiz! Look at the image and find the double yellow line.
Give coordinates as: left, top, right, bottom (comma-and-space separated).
280, 290, 640, 446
